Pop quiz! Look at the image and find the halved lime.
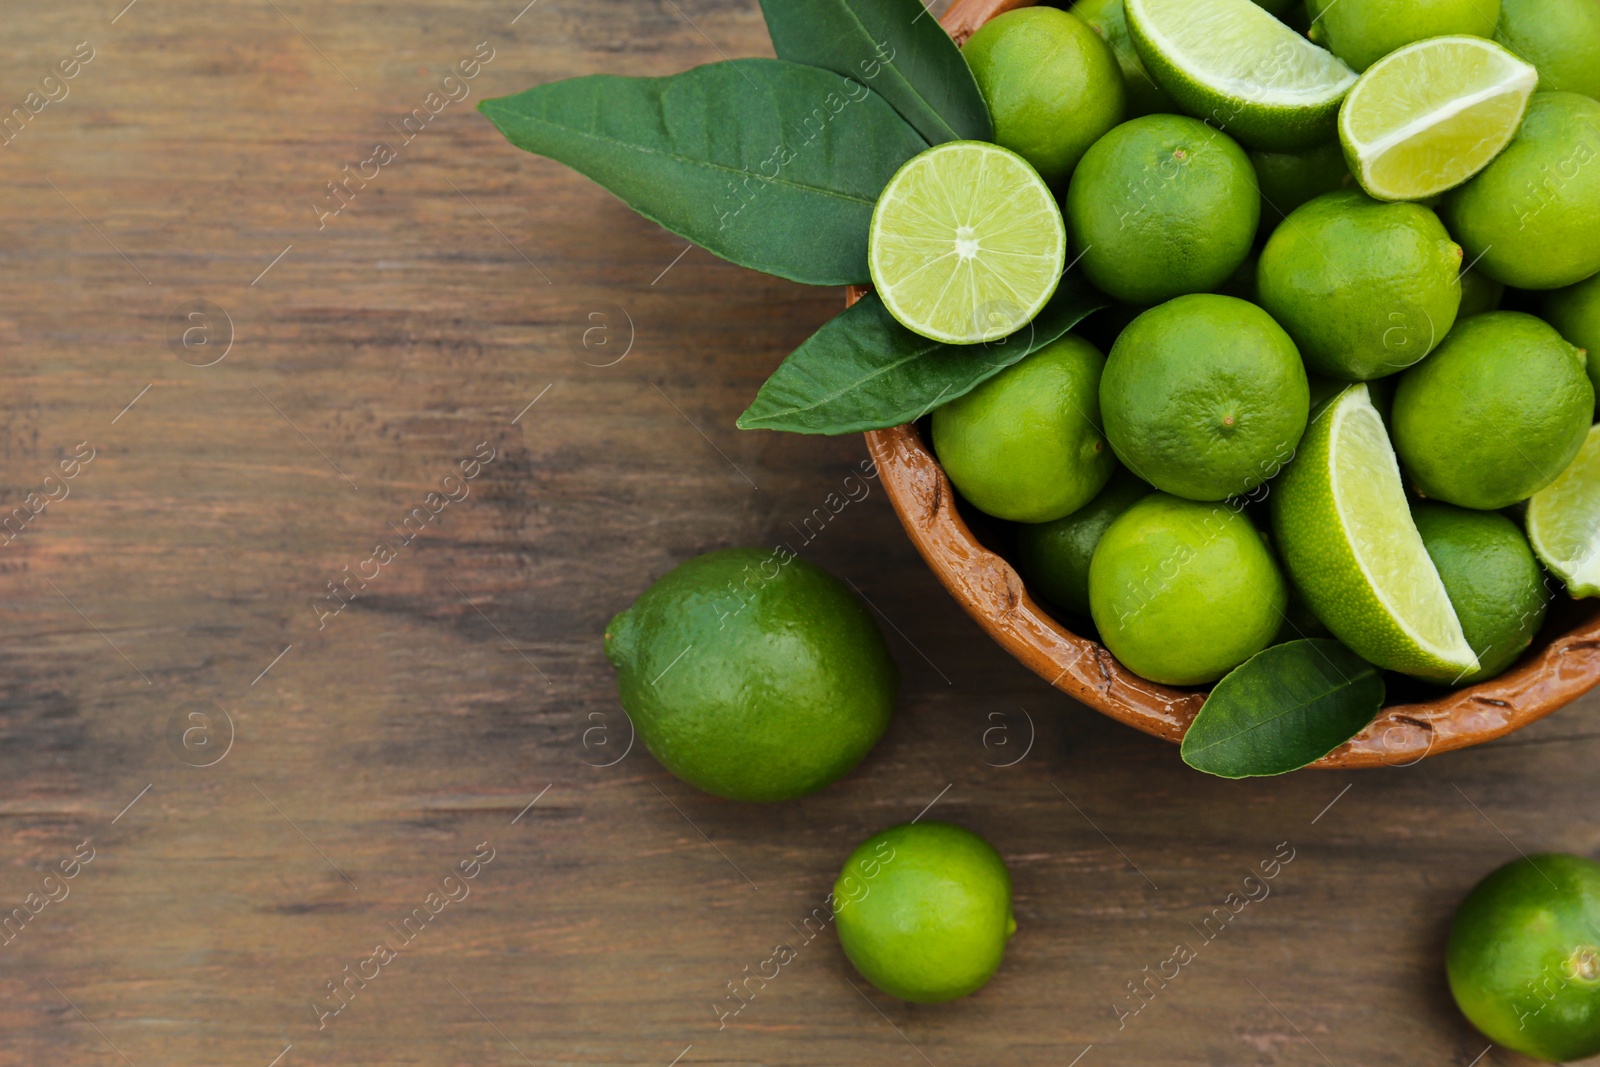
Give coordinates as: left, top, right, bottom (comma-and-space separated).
1271, 384, 1480, 682
1528, 424, 1600, 598
1125, 0, 1356, 151
868, 141, 1065, 345
1339, 36, 1537, 202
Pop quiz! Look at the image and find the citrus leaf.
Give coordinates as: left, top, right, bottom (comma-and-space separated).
737, 276, 1105, 435
758, 0, 992, 144
479, 60, 928, 286
1181, 639, 1384, 779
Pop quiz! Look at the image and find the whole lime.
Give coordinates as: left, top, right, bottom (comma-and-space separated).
834, 821, 1015, 1003
1258, 190, 1463, 379
1016, 467, 1151, 616
1101, 294, 1309, 501
932, 335, 1114, 523
1412, 502, 1549, 683
1391, 312, 1593, 510
1250, 141, 1351, 223
1312, 0, 1500, 72
1089, 493, 1288, 685
1543, 272, 1600, 414
1442, 92, 1600, 290
1066, 114, 1259, 305
1495, 0, 1600, 100
1448, 853, 1600, 1063
604, 548, 897, 802
964, 8, 1125, 186
1070, 0, 1175, 118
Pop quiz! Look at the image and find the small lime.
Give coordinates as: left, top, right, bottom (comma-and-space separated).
834, 821, 1015, 1003
1495, 0, 1600, 100
1070, 0, 1175, 118
1016, 467, 1151, 616
1543, 272, 1600, 414
1315, 0, 1500, 73
1251, 142, 1351, 223
604, 548, 897, 802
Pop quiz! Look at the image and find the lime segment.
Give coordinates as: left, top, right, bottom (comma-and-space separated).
1528, 424, 1600, 598
869, 141, 1065, 345
1339, 36, 1537, 202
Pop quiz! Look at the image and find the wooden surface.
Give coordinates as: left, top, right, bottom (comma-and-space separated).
1, 2, 1598, 1065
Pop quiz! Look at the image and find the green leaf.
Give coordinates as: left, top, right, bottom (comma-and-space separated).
479, 60, 928, 286
758, 0, 992, 144
736, 275, 1106, 435
1181, 640, 1385, 779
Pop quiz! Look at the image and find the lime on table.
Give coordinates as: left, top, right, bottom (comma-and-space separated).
1125, 0, 1356, 151
1338, 35, 1536, 202
869, 141, 1065, 345
834, 821, 1015, 1003
1495, 0, 1600, 100
1314, 0, 1501, 74
1448, 853, 1600, 1063
1528, 423, 1600, 598
1270, 383, 1479, 682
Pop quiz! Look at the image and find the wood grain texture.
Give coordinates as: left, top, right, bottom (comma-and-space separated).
0, 2, 1595, 1066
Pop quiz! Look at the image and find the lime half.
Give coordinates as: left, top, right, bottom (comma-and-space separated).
1272, 384, 1479, 681
1528, 424, 1600, 598
869, 141, 1065, 345
1125, 0, 1356, 151
1339, 36, 1537, 202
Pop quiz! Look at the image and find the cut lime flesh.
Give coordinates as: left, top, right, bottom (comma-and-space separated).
1528, 423, 1600, 598
868, 141, 1065, 345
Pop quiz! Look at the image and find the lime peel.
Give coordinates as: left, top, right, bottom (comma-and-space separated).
1528, 423, 1600, 598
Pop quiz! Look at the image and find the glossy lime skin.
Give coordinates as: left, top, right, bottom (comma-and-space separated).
604, 548, 897, 802
1391, 312, 1593, 510
1412, 502, 1549, 683
1070, 0, 1175, 118
1089, 493, 1288, 685
1066, 114, 1259, 305
1101, 294, 1309, 501
1543, 272, 1600, 415
1495, 0, 1600, 100
1443, 93, 1600, 290
1251, 141, 1351, 223
932, 336, 1114, 523
1312, 0, 1500, 72
1448, 853, 1600, 1062
965, 7, 1125, 186
1258, 190, 1463, 380
834, 821, 1015, 1003
1016, 468, 1150, 616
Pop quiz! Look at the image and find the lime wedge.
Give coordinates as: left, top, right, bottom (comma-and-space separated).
868, 141, 1065, 345
1339, 36, 1538, 202
1272, 384, 1480, 682
1528, 423, 1600, 598
1125, 0, 1356, 151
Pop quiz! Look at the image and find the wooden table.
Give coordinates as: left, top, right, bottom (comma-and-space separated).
1, 1, 1595, 1064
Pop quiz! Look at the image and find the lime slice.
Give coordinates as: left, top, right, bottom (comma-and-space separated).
868, 141, 1065, 345
1125, 0, 1356, 151
1271, 384, 1480, 682
1339, 36, 1538, 202
1528, 423, 1600, 598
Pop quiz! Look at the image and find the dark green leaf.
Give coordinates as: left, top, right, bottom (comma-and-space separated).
1181, 639, 1385, 779
479, 60, 928, 286
759, 0, 991, 144
736, 275, 1106, 435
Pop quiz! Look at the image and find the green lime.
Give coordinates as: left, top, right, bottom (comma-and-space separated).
1315, 0, 1501, 73
1412, 502, 1549, 682
1089, 493, 1288, 685
1543, 272, 1600, 414
1070, 0, 1176, 118
869, 141, 1066, 344
1015, 467, 1151, 616
1459, 265, 1505, 319
1527, 424, 1600, 598
1251, 142, 1351, 223
1257, 190, 1463, 380
1448, 853, 1600, 1063
1338, 35, 1536, 201
1271, 383, 1479, 681
834, 821, 1014, 1003
1442, 92, 1600, 290
1391, 312, 1593, 510
1126, 0, 1357, 151
964, 7, 1126, 186
604, 548, 897, 802
1066, 114, 1259, 305
1101, 294, 1309, 501
1495, 0, 1600, 100
932, 335, 1114, 523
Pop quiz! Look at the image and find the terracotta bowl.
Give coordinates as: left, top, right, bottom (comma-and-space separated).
863, 0, 1600, 768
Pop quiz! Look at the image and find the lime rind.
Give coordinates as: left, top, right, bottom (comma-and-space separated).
1339, 35, 1538, 202
1528, 423, 1600, 598
868, 141, 1065, 345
